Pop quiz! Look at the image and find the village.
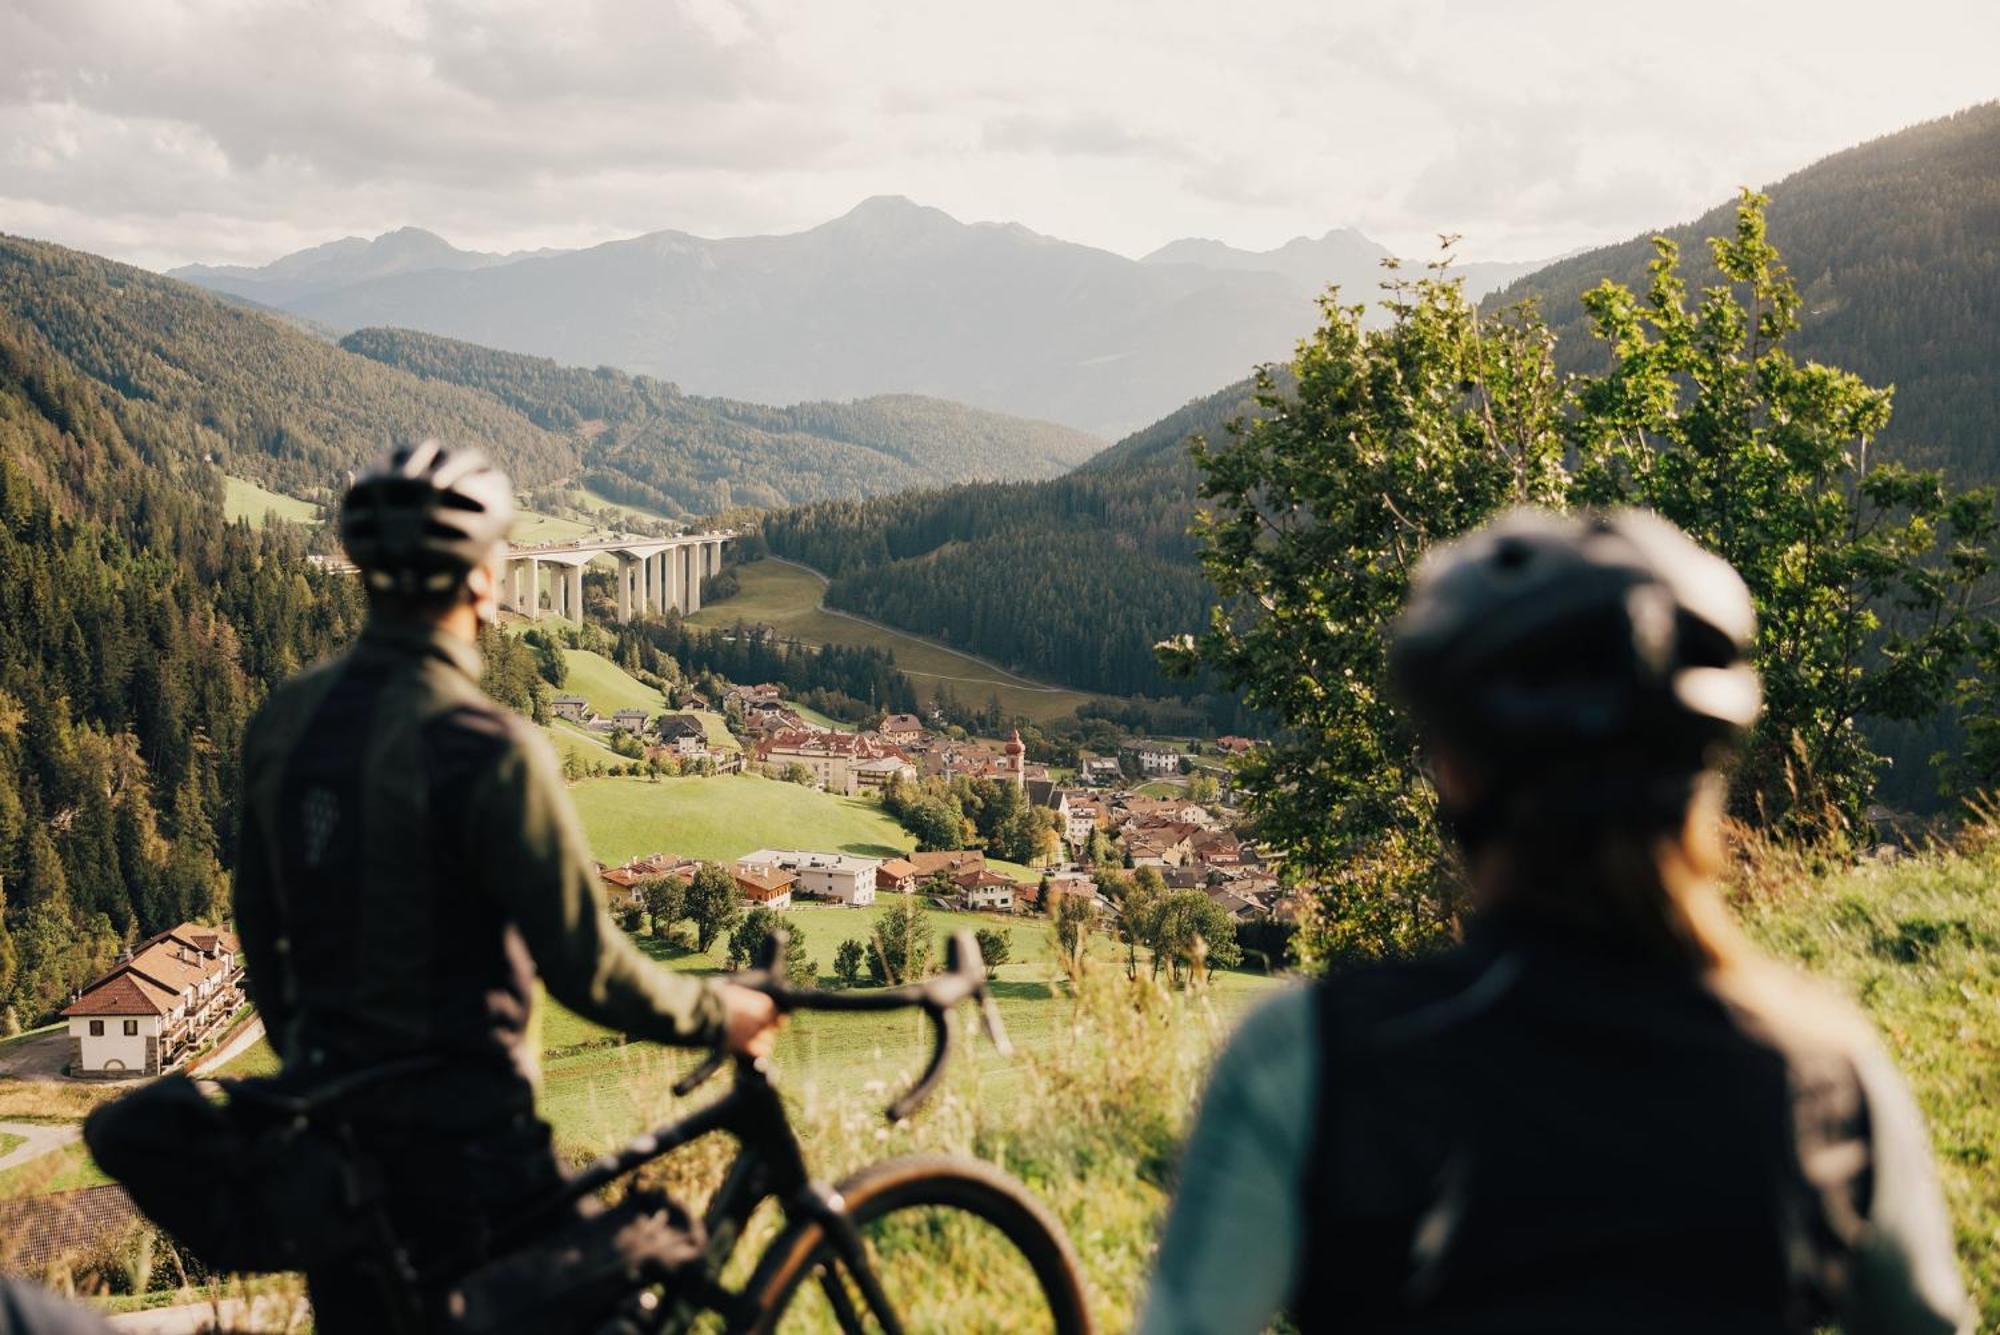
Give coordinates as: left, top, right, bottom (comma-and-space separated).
576, 680, 1291, 931
41, 677, 1282, 1085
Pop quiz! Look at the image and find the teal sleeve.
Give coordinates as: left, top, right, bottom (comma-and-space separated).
1842, 1039, 1971, 1335
1138, 987, 1316, 1335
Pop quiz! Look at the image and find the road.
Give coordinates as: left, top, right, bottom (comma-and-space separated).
0, 1118, 80, 1174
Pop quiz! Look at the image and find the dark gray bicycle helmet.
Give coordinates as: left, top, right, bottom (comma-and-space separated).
1389, 508, 1760, 778
339, 440, 515, 596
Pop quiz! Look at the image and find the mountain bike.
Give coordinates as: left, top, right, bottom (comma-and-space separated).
236, 929, 1091, 1334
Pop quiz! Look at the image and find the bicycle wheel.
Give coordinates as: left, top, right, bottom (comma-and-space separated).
740, 1154, 1091, 1335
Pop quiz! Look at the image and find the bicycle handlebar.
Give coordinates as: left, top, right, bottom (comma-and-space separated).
675, 928, 1013, 1121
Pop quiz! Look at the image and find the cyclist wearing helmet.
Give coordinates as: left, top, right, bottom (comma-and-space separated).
230, 442, 777, 1330
1140, 509, 1968, 1334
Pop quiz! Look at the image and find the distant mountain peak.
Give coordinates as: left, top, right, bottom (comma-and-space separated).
820, 195, 963, 236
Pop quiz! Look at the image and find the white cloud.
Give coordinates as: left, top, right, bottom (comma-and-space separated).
0, 0, 1995, 270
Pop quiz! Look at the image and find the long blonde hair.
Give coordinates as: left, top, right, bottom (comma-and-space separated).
1486, 772, 1749, 972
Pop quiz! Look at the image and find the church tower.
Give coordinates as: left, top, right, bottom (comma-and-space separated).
1006, 728, 1026, 791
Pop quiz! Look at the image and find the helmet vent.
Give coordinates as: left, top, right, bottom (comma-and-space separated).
1493, 538, 1532, 573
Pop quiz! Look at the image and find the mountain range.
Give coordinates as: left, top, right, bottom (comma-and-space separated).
0, 237, 1102, 515
171, 202, 1543, 438
758, 101, 2000, 800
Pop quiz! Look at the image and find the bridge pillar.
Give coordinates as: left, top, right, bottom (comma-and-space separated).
524, 557, 541, 618
662, 545, 680, 616
683, 543, 701, 616
615, 555, 633, 623
566, 563, 585, 625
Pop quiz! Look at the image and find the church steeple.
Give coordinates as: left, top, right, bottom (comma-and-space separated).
1005, 728, 1026, 790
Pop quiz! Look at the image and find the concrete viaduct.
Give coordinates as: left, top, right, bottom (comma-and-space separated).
316, 531, 729, 625
504, 532, 728, 624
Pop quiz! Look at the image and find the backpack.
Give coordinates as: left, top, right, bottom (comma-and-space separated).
83, 1071, 402, 1275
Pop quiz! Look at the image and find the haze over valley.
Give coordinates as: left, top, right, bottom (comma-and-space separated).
169, 200, 1547, 439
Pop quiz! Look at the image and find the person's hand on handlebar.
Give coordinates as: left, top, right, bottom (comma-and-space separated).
720, 982, 782, 1060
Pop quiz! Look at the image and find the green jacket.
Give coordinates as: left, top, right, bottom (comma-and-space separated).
233, 620, 722, 1094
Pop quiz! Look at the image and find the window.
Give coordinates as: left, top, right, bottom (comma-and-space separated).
123, 1020, 139, 1036
88, 1020, 104, 1036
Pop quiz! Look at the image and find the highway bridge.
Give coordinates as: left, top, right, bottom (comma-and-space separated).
313, 531, 729, 624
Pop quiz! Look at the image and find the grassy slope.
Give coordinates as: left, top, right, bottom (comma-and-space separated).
689, 559, 1095, 725
1740, 838, 2000, 1322
533, 906, 1276, 1151
559, 648, 664, 715
509, 507, 598, 545
567, 486, 670, 527
221, 474, 317, 527
570, 773, 910, 864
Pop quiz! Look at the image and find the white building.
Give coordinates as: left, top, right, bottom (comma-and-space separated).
1129, 743, 1183, 777
1060, 792, 1102, 849
961, 878, 1016, 913
738, 849, 880, 906
63, 925, 243, 1078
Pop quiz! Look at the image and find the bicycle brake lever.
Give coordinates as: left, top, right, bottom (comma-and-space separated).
671, 1048, 727, 1098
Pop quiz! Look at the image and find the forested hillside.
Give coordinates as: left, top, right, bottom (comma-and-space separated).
0, 317, 366, 1030
1494, 101, 2000, 483
0, 236, 578, 504
762, 379, 1261, 702
765, 105, 2000, 725
340, 327, 1104, 514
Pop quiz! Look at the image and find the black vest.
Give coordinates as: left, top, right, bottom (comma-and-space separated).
1294, 924, 1871, 1334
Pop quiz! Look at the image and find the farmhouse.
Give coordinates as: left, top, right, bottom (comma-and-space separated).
909, 850, 986, 882
878, 713, 927, 747
655, 714, 708, 756
954, 869, 1019, 913
876, 857, 921, 895
610, 707, 652, 734
739, 849, 880, 905
1042, 870, 1099, 904
63, 925, 243, 1078
732, 860, 798, 909
598, 855, 701, 907
551, 694, 591, 723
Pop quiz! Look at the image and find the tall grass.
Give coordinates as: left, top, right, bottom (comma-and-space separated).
16, 822, 2000, 1330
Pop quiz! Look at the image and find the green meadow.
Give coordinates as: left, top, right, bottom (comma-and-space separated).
221, 474, 318, 527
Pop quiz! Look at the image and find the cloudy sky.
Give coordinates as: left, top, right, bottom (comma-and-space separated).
4, 0, 1996, 271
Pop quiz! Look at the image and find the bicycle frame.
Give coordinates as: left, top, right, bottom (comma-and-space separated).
591, 1055, 909, 1332
380, 931, 1003, 1333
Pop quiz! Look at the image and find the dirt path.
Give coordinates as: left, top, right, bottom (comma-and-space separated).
0, 1118, 80, 1173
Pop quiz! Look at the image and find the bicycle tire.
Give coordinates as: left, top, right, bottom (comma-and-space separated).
739, 1153, 1091, 1335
